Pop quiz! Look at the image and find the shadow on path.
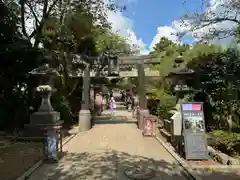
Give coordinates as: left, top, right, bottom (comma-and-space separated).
24, 112, 240, 180
27, 150, 240, 180
28, 150, 185, 180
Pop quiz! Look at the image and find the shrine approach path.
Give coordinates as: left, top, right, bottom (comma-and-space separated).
26, 110, 190, 180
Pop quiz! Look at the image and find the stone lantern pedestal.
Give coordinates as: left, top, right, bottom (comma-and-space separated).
25, 86, 62, 137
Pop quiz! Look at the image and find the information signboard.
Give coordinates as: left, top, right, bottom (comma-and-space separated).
45, 130, 57, 161
181, 102, 208, 160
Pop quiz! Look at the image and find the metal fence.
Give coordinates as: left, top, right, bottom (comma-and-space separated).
163, 119, 172, 134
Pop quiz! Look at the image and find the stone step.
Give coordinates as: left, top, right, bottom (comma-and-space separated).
104, 100, 132, 110
115, 107, 127, 110
115, 102, 128, 110
159, 128, 172, 143
115, 101, 125, 105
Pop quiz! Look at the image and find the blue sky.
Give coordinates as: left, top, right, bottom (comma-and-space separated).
107, 0, 206, 54
122, 0, 202, 46
107, 0, 236, 53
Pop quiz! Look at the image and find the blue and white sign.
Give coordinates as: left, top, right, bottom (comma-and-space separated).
46, 130, 57, 160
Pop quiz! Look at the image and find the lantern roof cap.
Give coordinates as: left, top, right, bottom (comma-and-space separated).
165, 63, 195, 78
29, 63, 59, 76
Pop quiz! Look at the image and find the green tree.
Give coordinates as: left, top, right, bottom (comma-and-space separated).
16, 0, 117, 47
148, 37, 224, 121
0, 0, 133, 129
187, 48, 240, 131
0, 1, 44, 130
95, 32, 133, 55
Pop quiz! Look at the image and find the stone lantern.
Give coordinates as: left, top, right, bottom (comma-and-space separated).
25, 63, 62, 136
107, 55, 121, 85
165, 55, 196, 152
166, 55, 195, 102
108, 55, 120, 76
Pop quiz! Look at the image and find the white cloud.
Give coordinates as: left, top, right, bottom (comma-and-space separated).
205, 0, 239, 46
107, 11, 133, 37
178, 0, 238, 45
125, 30, 149, 54
106, 1, 149, 54
149, 26, 180, 51
149, 0, 239, 50
148, 19, 196, 52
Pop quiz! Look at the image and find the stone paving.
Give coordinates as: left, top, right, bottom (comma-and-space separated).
22, 110, 240, 180
27, 111, 189, 180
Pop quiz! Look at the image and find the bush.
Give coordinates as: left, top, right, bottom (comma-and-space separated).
148, 95, 176, 120
208, 130, 240, 156
51, 91, 73, 125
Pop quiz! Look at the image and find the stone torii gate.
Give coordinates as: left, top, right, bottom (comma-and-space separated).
78, 54, 160, 132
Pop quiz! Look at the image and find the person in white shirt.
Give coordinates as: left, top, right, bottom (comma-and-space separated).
109, 97, 116, 115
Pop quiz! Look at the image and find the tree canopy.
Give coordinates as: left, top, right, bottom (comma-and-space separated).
180, 0, 240, 42
0, 0, 135, 130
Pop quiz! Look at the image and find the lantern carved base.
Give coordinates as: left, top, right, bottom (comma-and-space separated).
24, 110, 62, 137
24, 85, 62, 137
29, 111, 60, 125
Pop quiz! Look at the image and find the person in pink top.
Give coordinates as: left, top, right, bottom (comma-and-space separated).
95, 92, 103, 116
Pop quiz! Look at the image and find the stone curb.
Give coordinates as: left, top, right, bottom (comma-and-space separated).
189, 164, 240, 169
154, 134, 203, 180
16, 132, 78, 180
208, 146, 240, 165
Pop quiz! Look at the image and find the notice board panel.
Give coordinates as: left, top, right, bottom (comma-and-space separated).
181, 102, 208, 160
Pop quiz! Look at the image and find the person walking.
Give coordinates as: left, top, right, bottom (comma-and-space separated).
132, 95, 139, 118
95, 92, 103, 116
109, 97, 116, 115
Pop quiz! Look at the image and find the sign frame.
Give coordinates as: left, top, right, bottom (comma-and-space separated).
180, 102, 208, 160
142, 116, 154, 136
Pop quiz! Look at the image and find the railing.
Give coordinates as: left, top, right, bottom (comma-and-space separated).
150, 114, 173, 142
163, 119, 172, 134
151, 112, 186, 156
149, 115, 172, 134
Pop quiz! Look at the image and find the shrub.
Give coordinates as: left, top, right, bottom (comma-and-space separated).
148, 94, 176, 121
208, 130, 240, 156
51, 91, 73, 125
